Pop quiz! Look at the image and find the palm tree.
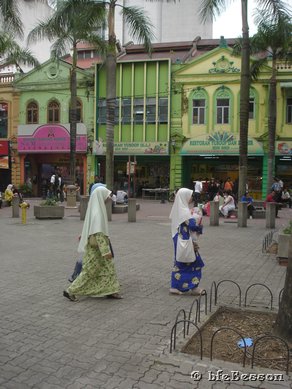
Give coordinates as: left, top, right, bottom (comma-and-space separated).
200, 0, 290, 198
100, 1, 154, 190
249, 12, 292, 195
28, 0, 106, 183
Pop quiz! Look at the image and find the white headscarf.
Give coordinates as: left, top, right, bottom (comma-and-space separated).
169, 188, 193, 237
78, 186, 111, 253
90, 182, 107, 195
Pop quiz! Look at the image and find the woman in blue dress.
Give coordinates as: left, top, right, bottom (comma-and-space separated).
169, 188, 204, 295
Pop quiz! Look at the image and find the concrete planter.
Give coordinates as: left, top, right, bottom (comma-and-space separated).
34, 205, 65, 219
277, 232, 291, 259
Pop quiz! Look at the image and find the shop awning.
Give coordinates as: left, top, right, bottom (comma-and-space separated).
280, 82, 292, 88
180, 132, 264, 156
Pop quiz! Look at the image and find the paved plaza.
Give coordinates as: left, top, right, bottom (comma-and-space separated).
0, 199, 291, 389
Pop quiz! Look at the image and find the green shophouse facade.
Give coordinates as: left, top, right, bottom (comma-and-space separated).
94, 39, 292, 199
95, 58, 171, 195
14, 59, 95, 196
171, 40, 292, 199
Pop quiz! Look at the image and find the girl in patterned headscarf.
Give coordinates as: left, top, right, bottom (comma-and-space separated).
169, 188, 204, 295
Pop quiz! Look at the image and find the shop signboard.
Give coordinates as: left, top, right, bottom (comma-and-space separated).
180, 132, 264, 156
275, 141, 292, 155
0, 140, 8, 156
93, 139, 169, 155
17, 124, 87, 153
0, 155, 9, 169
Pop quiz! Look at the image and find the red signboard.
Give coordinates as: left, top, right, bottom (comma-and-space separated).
0, 140, 8, 155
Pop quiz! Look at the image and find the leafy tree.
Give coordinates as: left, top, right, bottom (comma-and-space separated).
200, 0, 290, 198
249, 12, 292, 194
28, 0, 105, 183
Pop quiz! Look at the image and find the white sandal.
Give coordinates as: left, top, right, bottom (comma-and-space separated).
169, 288, 183, 295
189, 287, 204, 296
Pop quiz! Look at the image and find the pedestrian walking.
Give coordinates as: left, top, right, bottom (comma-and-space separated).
193, 178, 203, 205
169, 188, 204, 296
63, 186, 122, 302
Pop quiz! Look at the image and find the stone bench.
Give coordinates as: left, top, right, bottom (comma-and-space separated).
223, 207, 266, 219
112, 203, 140, 214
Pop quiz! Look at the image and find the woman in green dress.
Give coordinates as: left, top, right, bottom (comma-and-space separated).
63, 186, 121, 301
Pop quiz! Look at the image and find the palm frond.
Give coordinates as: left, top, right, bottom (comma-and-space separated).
0, 32, 39, 68
121, 6, 155, 53
200, 0, 232, 22
0, 0, 23, 37
255, 0, 291, 24
84, 34, 107, 57
250, 57, 267, 81
27, 0, 106, 54
50, 36, 72, 59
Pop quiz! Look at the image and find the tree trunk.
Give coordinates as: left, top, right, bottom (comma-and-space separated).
105, 1, 116, 190
274, 234, 292, 342
266, 60, 277, 193
238, 0, 250, 199
69, 41, 77, 184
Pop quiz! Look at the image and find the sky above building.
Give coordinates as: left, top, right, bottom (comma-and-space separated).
213, 0, 258, 39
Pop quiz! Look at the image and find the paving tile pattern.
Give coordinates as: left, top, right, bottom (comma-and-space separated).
0, 200, 291, 388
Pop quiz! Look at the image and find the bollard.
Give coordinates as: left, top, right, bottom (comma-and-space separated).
12, 196, 19, 218
209, 201, 219, 226
106, 198, 112, 222
266, 202, 276, 229
237, 201, 247, 228
66, 185, 77, 207
80, 196, 89, 220
128, 198, 136, 222
160, 190, 166, 204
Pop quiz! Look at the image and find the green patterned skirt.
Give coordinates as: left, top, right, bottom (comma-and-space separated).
68, 244, 120, 297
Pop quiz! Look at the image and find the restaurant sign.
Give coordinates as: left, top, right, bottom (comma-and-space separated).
181, 132, 264, 156
93, 139, 169, 155
18, 124, 87, 153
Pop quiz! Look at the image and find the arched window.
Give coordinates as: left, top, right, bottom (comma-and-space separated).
215, 87, 231, 124
249, 89, 256, 120
47, 100, 60, 123
26, 101, 38, 124
190, 88, 207, 125
69, 99, 83, 122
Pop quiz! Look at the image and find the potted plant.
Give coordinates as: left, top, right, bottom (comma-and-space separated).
19, 183, 32, 197
34, 198, 65, 219
277, 220, 292, 260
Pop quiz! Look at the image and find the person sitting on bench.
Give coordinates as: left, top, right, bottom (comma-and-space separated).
219, 190, 235, 218
116, 190, 128, 204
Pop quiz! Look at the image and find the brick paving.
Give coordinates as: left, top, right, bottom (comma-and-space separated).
0, 199, 291, 388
